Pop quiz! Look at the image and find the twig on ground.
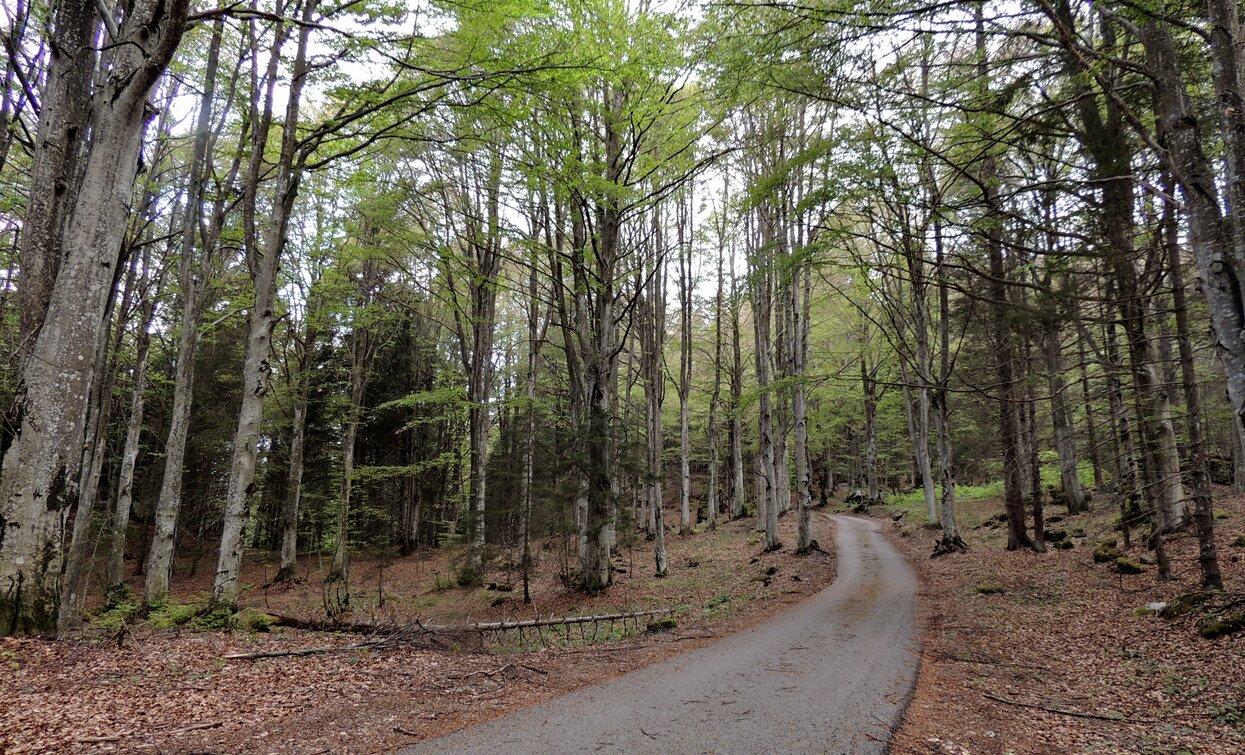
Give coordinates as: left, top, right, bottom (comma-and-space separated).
983, 692, 1141, 722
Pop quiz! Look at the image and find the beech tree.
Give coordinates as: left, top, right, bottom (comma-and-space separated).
4, 0, 1243, 637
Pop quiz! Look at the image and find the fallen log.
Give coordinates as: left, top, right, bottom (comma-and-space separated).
223, 608, 676, 660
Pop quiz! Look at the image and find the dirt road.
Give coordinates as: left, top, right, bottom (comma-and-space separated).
411, 515, 919, 754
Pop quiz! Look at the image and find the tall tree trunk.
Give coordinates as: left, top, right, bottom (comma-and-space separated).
143, 20, 231, 607
57, 238, 138, 627
0, 0, 190, 634
104, 293, 157, 597
974, 4, 1032, 551
707, 234, 725, 531
13, 0, 94, 361
1042, 309, 1087, 513
275, 395, 307, 583
1075, 310, 1104, 489
862, 355, 880, 501
677, 194, 693, 533
211, 3, 316, 610
1162, 177, 1222, 589
729, 249, 746, 520
931, 219, 964, 554
752, 210, 779, 551
793, 262, 813, 553
642, 223, 668, 576
521, 236, 543, 602
327, 338, 368, 605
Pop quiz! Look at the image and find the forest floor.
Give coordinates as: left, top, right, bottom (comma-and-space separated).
883, 487, 1245, 754
408, 514, 916, 754
0, 512, 835, 754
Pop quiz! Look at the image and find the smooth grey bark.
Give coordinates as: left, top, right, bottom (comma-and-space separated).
1161, 187, 1222, 589
520, 228, 545, 602
0, 0, 190, 634
60, 105, 178, 627
57, 253, 129, 629
728, 247, 746, 520
1041, 300, 1087, 513
275, 378, 309, 583
327, 314, 374, 602
793, 262, 813, 553
640, 218, 668, 576
751, 208, 779, 551
212, 3, 316, 610
143, 21, 235, 606
862, 354, 880, 501
676, 194, 693, 533
14, 0, 94, 354
444, 145, 504, 585
707, 232, 725, 530
973, 6, 1032, 551
104, 293, 157, 595
930, 218, 964, 554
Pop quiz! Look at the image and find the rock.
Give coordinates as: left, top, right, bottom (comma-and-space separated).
975, 584, 1005, 595
1045, 529, 1068, 542
646, 617, 678, 633
1093, 544, 1123, 563
1138, 554, 1156, 565
1052, 540, 1074, 550
1160, 591, 1218, 619
1199, 613, 1245, 640
1114, 557, 1145, 575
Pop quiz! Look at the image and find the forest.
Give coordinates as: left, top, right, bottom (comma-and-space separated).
2, 0, 1245, 750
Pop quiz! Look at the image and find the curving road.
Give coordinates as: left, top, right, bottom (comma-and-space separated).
410, 515, 919, 755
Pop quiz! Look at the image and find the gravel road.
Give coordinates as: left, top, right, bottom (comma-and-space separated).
410, 514, 919, 754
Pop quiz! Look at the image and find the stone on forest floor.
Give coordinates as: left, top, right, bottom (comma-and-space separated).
1093, 543, 1123, 563
1199, 613, 1245, 639
1114, 557, 1145, 575
646, 617, 678, 633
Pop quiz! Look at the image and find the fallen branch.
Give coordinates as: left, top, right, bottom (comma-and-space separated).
428, 608, 675, 633
983, 692, 1139, 722
77, 721, 222, 744
458, 664, 512, 679
936, 653, 1051, 671
161, 722, 223, 735
224, 609, 675, 661
224, 642, 385, 660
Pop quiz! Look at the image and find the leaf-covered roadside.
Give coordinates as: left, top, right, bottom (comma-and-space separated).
0, 514, 834, 754
886, 491, 1245, 754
